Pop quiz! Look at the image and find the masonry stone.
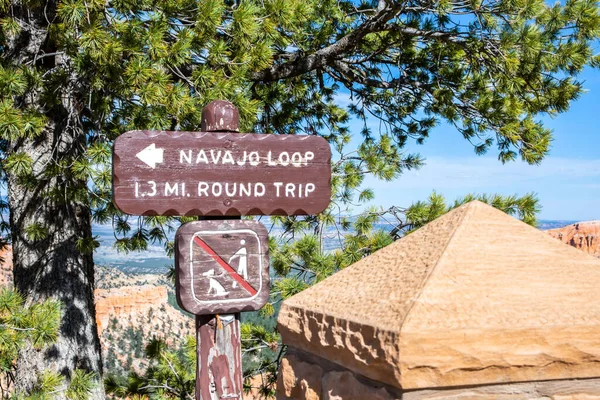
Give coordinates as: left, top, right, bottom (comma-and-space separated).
277, 201, 600, 399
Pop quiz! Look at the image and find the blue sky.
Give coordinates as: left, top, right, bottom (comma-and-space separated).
344, 66, 600, 221
3, 72, 595, 222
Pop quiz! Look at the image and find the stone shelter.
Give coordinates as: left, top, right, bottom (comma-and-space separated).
277, 200, 600, 399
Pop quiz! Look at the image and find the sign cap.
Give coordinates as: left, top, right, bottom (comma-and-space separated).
201, 100, 240, 132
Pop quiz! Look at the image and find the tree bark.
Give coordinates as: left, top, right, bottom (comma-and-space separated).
7, 149, 105, 399
5, 1, 105, 398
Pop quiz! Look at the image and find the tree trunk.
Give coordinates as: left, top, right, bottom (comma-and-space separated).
7, 150, 105, 399
4, 1, 105, 398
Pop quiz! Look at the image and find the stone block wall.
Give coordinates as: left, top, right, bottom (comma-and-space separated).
275, 203, 600, 400
277, 348, 402, 400
278, 348, 600, 400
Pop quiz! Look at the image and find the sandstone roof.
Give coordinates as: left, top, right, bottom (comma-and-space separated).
278, 200, 600, 390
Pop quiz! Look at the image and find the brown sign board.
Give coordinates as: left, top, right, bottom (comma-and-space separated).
112, 130, 331, 216
175, 220, 269, 315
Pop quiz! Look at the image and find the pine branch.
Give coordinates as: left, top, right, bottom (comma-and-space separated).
250, 3, 403, 82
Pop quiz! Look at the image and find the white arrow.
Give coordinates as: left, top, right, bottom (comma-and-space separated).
136, 143, 164, 169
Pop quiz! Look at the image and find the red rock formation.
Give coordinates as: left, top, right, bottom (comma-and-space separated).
547, 221, 600, 257
94, 283, 194, 373
0, 246, 12, 287
94, 285, 169, 335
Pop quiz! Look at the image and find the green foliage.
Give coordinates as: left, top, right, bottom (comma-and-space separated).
0, 288, 97, 398
240, 322, 279, 397
2, 153, 33, 178
1, 0, 595, 261
33, 371, 64, 397
65, 370, 98, 400
105, 337, 196, 399
405, 191, 541, 232
21, 368, 97, 399
0, 288, 60, 370
272, 277, 309, 300
241, 322, 279, 359
75, 236, 100, 255
23, 223, 48, 242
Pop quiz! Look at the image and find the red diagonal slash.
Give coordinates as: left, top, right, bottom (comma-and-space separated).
193, 236, 257, 296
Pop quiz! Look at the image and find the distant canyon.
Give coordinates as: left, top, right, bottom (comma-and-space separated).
0, 219, 598, 396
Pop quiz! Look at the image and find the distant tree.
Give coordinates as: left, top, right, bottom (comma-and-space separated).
1, 0, 598, 394
105, 338, 195, 399
105, 348, 117, 372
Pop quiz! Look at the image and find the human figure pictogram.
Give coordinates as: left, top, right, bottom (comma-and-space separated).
229, 240, 248, 279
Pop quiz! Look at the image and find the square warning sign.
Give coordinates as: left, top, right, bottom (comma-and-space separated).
175, 220, 270, 315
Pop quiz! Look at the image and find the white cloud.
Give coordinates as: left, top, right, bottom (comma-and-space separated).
367, 156, 600, 190
361, 156, 600, 220
94, 243, 169, 263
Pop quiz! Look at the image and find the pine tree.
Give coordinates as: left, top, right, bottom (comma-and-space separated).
0, 288, 96, 399
105, 337, 196, 399
0, 0, 598, 394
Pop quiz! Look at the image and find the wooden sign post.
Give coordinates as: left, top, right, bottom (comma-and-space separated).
112, 100, 332, 400
175, 219, 269, 400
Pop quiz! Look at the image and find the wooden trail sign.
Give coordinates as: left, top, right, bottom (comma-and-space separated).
112, 130, 331, 216
175, 219, 269, 315
110, 100, 327, 400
